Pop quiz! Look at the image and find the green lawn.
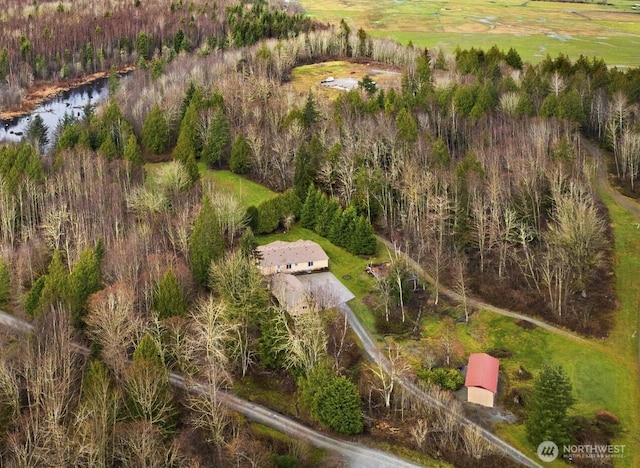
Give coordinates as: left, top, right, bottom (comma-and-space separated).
299, 0, 640, 66
198, 164, 278, 208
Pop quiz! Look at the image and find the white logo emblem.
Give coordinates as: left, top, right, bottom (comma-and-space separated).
537, 440, 559, 462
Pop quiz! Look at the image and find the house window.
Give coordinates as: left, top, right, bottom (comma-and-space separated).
286, 264, 292, 269
308, 261, 314, 267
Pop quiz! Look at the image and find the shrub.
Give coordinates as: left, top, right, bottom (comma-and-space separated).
417, 367, 464, 391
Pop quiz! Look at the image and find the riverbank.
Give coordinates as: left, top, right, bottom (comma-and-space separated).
0, 66, 135, 121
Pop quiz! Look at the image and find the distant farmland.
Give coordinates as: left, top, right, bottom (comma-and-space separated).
297, 0, 640, 66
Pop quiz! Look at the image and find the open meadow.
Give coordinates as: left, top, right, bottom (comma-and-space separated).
297, 0, 640, 66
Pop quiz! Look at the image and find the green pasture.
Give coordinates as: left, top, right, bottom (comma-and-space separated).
300, 0, 640, 66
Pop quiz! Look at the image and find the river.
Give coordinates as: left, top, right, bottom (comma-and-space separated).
0, 77, 112, 150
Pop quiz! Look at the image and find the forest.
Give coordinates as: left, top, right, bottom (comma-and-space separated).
1, 0, 640, 466
0, 0, 315, 110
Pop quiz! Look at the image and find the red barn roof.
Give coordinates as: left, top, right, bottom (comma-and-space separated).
465, 353, 499, 394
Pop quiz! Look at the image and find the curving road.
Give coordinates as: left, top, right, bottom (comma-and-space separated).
0, 310, 421, 468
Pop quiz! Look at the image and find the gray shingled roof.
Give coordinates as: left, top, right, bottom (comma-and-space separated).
257, 240, 329, 268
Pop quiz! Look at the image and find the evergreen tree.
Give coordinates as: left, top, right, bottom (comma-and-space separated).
38, 250, 70, 314
98, 135, 119, 160
299, 361, 335, 418
316, 376, 363, 435
68, 246, 102, 329
256, 197, 280, 234
257, 308, 288, 369
153, 269, 187, 319
396, 107, 419, 143
172, 101, 200, 182
470, 82, 498, 118
315, 196, 340, 238
540, 94, 559, 118
432, 138, 450, 167
141, 105, 169, 155
505, 47, 523, 70
136, 31, 152, 61
301, 92, 320, 128
239, 227, 258, 260
123, 133, 142, 164
202, 106, 230, 167
358, 75, 377, 97
24, 276, 46, 317
350, 216, 377, 255
294, 137, 322, 201
558, 89, 586, 126
133, 333, 163, 366
25, 114, 49, 153
526, 363, 575, 448
435, 49, 448, 70
453, 86, 476, 117
173, 28, 186, 53
126, 333, 176, 432
229, 133, 251, 174
277, 189, 302, 220
0, 257, 10, 306
189, 197, 225, 286
300, 185, 320, 229
415, 49, 433, 102
329, 205, 357, 248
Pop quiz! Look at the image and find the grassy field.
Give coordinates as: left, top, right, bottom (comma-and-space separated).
198, 165, 278, 208
299, 0, 640, 66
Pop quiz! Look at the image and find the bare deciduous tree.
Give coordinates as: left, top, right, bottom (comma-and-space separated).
85, 282, 143, 377
273, 308, 327, 374
367, 344, 410, 414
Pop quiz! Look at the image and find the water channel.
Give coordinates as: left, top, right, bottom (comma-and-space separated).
0, 77, 112, 149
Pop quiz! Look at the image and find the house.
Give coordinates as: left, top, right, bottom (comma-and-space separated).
465, 353, 499, 408
256, 240, 329, 276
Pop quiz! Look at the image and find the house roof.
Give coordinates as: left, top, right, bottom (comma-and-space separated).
271, 273, 308, 312
465, 353, 499, 394
257, 240, 329, 268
